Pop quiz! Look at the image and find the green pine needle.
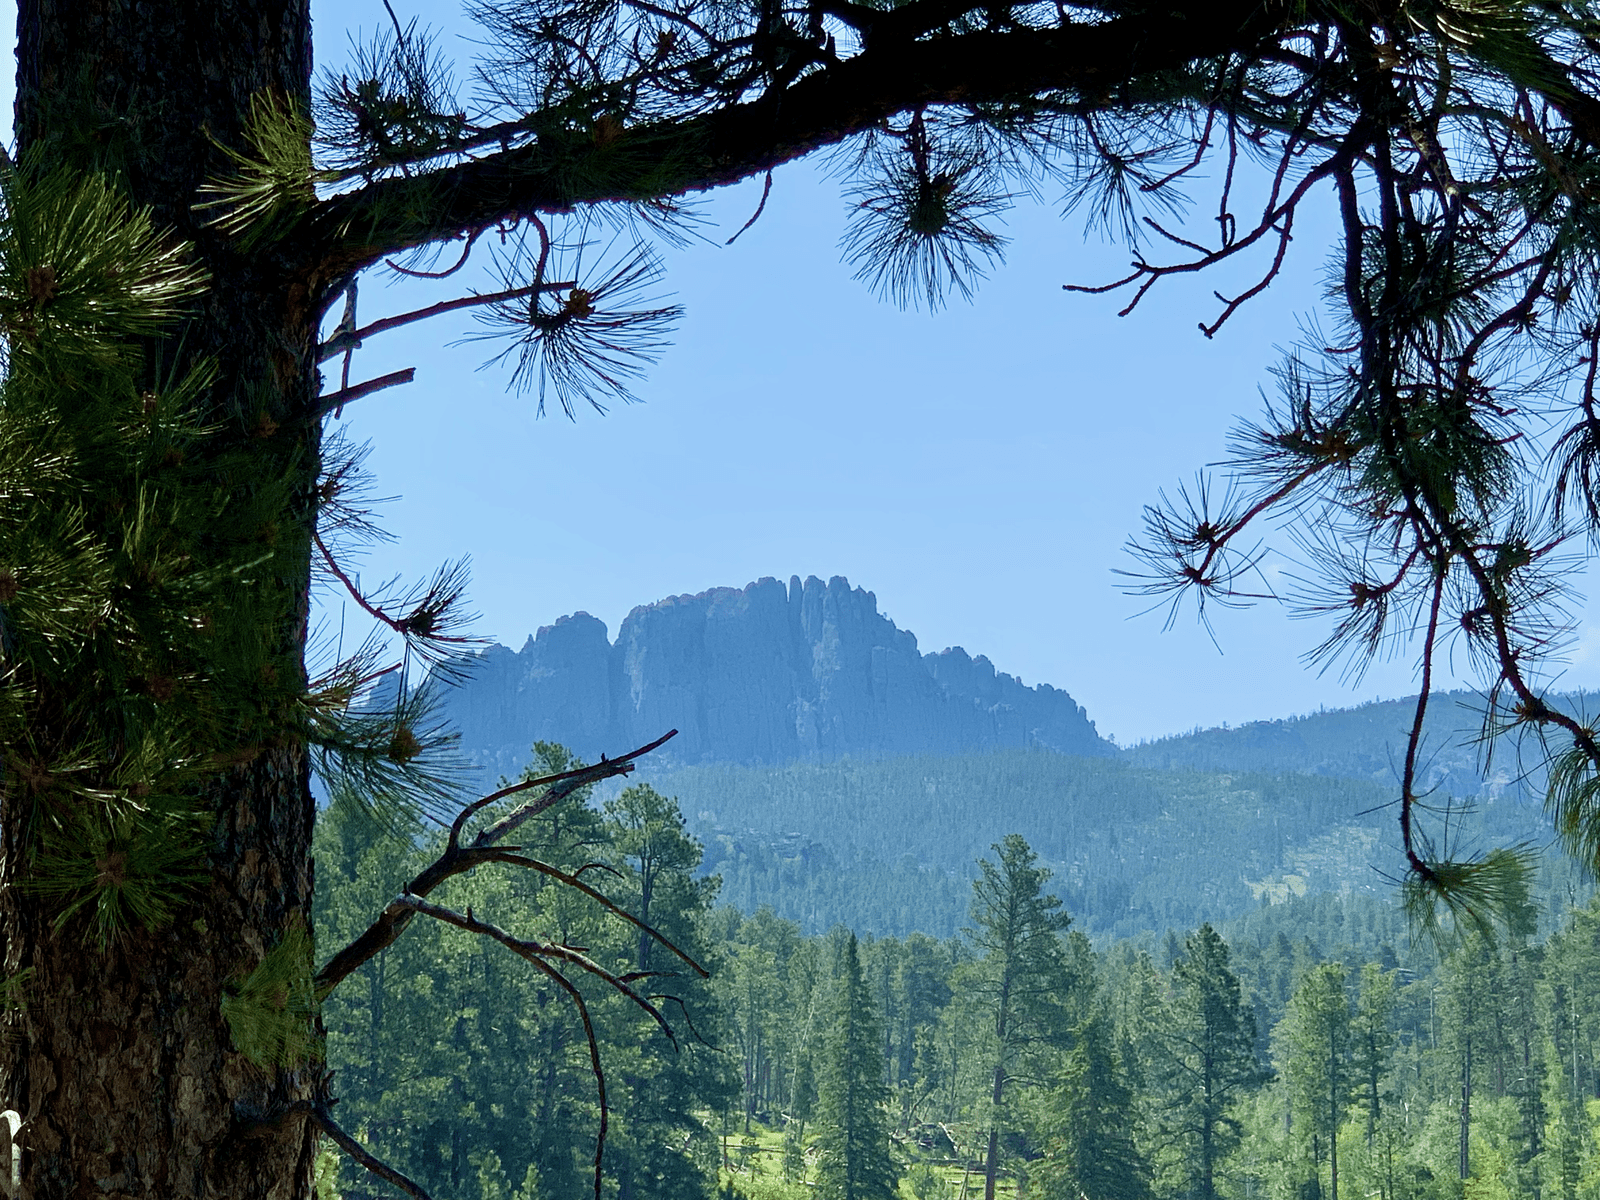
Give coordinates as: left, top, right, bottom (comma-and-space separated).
220, 915, 325, 1068
196, 91, 329, 247
1401, 844, 1539, 949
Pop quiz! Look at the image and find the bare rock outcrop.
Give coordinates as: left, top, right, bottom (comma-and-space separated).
436, 575, 1113, 780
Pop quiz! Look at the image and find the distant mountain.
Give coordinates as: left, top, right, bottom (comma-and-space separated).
405, 575, 1592, 941
1121, 689, 1600, 799
435, 574, 1114, 784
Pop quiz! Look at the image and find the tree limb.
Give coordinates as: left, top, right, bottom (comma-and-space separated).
297, 0, 1286, 275
394, 893, 680, 1046
314, 368, 415, 419
303, 1100, 435, 1200
313, 729, 678, 998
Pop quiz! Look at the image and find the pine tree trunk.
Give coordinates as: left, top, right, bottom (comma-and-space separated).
3, 2, 323, 1195
1199, 1045, 1214, 1200
983, 1064, 1002, 1200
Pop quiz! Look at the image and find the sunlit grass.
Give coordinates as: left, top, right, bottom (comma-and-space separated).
711, 1117, 1016, 1200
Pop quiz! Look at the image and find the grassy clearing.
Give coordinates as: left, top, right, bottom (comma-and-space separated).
710, 1118, 1019, 1200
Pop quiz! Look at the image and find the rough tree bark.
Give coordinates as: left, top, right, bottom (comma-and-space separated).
2, 2, 323, 1195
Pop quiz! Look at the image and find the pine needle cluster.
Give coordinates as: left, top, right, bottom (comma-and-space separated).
0, 156, 471, 955
220, 914, 324, 1068
0, 160, 300, 950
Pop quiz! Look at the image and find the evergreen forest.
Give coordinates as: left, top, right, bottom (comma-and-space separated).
635, 743, 1579, 940
311, 744, 1600, 1200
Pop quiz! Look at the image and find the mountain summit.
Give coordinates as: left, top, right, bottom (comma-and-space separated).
437, 574, 1113, 781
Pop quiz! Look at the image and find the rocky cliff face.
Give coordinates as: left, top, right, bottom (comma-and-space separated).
437, 575, 1114, 781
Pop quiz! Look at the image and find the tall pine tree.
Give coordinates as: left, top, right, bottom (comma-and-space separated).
1159, 924, 1265, 1200
1350, 963, 1396, 1149
814, 934, 900, 1200
965, 834, 1079, 1200
1283, 963, 1355, 1200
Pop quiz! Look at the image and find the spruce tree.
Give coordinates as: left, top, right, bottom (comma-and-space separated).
1031, 1012, 1152, 1200
814, 935, 900, 1200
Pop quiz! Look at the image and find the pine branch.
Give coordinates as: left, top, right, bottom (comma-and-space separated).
302, 1101, 435, 1200
298, 0, 1286, 274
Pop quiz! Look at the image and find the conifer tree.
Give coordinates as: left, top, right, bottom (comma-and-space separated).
1031, 1012, 1152, 1200
1158, 924, 1266, 1200
600, 783, 736, 1200
1438, 937, 1510, 1185
1350, 964, 1396, 1149
19, 2, 1600, 1195
814, 934, 900, 1200
965, 834, 1079, 1200
1283, 964, 1356, 1200
605, 783, 707, 974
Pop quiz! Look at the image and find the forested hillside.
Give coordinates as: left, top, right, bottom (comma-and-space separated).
1121, 690, 1600, 798
624, 748, 1566, 939
312, 755, 1600, 1200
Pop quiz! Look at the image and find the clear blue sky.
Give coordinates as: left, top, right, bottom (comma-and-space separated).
16, 3, 1600, 743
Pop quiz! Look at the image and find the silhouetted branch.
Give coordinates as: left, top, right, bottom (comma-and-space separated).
314, 368, 415, 417
477, 848, 709, 977
314, 729, 679, 997
302, 0, 1287, 274
317, 283, 572, 364
395, 894, 680, 1045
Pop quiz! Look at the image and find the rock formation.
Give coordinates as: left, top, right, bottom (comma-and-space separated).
434, 575, 1114, 782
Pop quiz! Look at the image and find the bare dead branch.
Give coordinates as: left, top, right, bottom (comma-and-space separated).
385, 225, 486, 279
314, 368, 416, 419
523, 955, 609, 1200
726, 170, 775, 245
314, 730, 679, 998
305, 1100, 435, 1200
394, 894, 680, 1046
1065, 153, 1339, 323
478, 849, 709, 977
453, 727, 680, 851
317, 283, 573, 365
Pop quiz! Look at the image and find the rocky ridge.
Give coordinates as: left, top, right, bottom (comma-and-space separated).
435, 574, 1113, 782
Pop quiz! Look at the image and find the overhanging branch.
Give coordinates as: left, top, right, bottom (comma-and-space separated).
298, 0, 1284, 274
313, 729, 679, 998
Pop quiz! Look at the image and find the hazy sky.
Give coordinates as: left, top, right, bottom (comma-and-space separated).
17, 3, 1600, 743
